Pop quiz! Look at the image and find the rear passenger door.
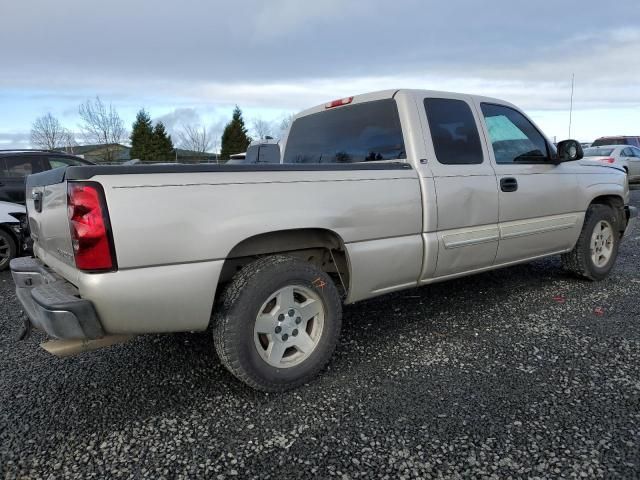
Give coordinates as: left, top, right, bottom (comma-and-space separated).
419, 94, 499, 277
0, 156, 45, 204
476, 102, 583, 264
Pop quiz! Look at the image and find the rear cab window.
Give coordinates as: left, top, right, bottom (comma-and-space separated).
423, 98, 483, 165
283, 99, 406, 164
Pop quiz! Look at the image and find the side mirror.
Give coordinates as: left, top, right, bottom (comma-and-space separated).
556, 139, 583, 162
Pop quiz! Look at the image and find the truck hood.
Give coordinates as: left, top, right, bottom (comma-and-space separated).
0, 201, 26, 214
578, 159, 625, 172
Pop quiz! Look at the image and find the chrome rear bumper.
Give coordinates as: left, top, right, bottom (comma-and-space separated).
10, 257, 104, 339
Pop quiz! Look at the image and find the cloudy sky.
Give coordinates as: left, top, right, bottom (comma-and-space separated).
1, 0, 639, 149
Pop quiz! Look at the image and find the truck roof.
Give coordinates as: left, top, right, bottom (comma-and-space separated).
295, 89, 516, 120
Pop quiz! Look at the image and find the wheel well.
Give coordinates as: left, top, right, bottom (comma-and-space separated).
0, 224, 19, 247
589, 195, 626, 232
219, 228, 350, 294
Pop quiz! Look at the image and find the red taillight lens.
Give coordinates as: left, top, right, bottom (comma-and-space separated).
67, 182, 116, 271
600, 157, 615, 164
325, 96, 353, 109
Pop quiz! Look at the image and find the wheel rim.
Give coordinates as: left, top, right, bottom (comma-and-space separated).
0, 235, 10, 268
590, 220, 614, 268
254, 285, 325, 369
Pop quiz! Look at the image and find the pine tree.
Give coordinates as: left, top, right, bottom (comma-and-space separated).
220, 106, 251, 159
129, 109, 154, 161
151, 121, 175, 161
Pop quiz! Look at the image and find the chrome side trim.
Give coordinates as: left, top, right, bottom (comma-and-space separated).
441, 226, 500, 249
499, 213, 580, 240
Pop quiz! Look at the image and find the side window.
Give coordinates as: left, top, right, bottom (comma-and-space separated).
621, 148, 632, 157
283, 99, 405, 163
480, 103, 549, 164
4, 157, 44, 178
0, 159, 7, 177
48, 156, 85, 169
631, 147, 640, 157
424, 98, 483, 165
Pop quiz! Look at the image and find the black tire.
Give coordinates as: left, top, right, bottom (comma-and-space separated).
0, 229, 17, 271
213, 255, 342, 392
561, 204, 620, 281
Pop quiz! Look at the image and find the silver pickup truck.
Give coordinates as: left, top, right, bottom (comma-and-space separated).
11, 89, 637, 391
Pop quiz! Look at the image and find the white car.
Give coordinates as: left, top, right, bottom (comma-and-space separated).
0, 201, 26, 270
582, 145, 640, 182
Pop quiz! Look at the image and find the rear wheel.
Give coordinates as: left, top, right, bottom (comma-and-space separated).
0, 229, 17, 271
561, 204, 620, 280
213, 255, 342, 392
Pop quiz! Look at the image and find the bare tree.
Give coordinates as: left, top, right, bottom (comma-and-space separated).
177, 124, 213, 153
78, 96, 126, 162
278, 113, 296, 138
251, 117, 273, 140
60, 130, 78, 154
30, 113, 67, 150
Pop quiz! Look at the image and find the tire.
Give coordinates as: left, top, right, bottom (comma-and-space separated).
213, 255, 342, 392
0, 228, 17, 271
561, 204, 620, 281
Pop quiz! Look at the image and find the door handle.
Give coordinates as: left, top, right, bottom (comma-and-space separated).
500, 177, 518, 192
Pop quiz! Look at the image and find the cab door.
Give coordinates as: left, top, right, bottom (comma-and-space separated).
474, 101, 583, 264
417, 94, 499, 278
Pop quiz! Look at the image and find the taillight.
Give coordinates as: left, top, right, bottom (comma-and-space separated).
600, 157, 615, 164
325, 96, 353, 109
67, 182, 116, 271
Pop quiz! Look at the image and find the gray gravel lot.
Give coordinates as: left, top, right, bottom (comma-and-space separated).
1, 190, 639, 479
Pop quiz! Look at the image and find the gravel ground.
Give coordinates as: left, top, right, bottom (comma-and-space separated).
1, 190, 639, 479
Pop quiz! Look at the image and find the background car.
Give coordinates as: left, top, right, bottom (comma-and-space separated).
0, 150, 93, 204
0, 201, 27, 270
582, 145, 640, 182
591, 136, 640, 148
225, 139, 281, 165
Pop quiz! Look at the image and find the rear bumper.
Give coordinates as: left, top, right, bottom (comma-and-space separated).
10, 257, 104, 339
625, 205, 637, 237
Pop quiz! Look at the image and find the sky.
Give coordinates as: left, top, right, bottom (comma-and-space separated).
1, 0, 639, 150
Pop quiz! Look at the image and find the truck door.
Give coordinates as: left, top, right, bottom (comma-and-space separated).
418, 94, 499, 278
475, 101, 583, 264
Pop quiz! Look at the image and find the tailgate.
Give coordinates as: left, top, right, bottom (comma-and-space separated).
26, 168, 76, 268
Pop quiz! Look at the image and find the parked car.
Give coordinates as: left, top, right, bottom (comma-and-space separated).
582, 145, 640, 182
225, 139, 281, 165
0, 150, 93, 204
591, 136, 640, 148
11, 89, 637, 392
0, 201, 27, 270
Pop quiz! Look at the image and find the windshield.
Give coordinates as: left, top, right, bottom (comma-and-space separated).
583, 147, 614, 157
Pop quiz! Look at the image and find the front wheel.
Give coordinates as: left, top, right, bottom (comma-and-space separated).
213, 255, 342, 392
0, 229, 17, 271
562, 204, 620, 281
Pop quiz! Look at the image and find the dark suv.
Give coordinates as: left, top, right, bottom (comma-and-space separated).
0, 150, 93, 204
592, 136, 640, 148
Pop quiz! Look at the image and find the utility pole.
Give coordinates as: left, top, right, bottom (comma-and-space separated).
568, 73, 575, 138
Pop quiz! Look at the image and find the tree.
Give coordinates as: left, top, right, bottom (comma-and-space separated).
78, 96, 126, 162
151, 121, 175, 161
30, 113, 67, 150
251, 117, 273, 140
279, 113, 296, 134
60, 130, 78, 154
129, 109, 154, 161
220, 106, 251, 159
178, 124, 213, 153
